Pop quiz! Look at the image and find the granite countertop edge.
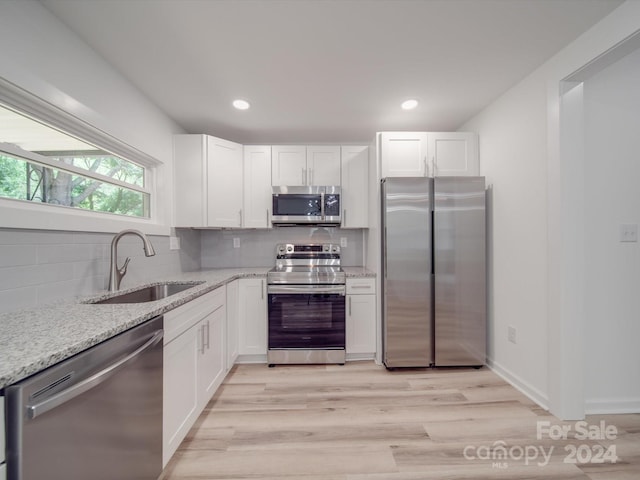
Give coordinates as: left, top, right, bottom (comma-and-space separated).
0, 267, 375, 389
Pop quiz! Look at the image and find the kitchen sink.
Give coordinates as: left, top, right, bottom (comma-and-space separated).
90, 282, 205, 304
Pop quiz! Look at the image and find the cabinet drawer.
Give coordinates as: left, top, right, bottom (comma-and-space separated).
346, 278, 376, 294
164, 286, 225, 344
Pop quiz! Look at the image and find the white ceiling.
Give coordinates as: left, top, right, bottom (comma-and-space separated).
41, 0, 623, 144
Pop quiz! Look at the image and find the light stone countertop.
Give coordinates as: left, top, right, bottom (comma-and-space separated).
0, 267, 375, 390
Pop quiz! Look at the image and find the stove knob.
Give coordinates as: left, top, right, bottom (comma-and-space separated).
332, 245, 339, 253
323, 244, 330, 252
286, 245, 294, 253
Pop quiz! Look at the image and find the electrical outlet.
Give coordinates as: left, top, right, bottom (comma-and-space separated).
620, 224, 638, 243
508, 325, 517, 344
233, 237, 240, 249
340, 237, 348, 248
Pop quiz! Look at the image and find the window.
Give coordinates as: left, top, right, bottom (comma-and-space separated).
0, 104, 150, 218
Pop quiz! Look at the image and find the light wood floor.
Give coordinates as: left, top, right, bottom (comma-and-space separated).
161, 362, 640, 479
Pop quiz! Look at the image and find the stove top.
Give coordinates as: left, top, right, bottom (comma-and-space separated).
267, 243, 345, 285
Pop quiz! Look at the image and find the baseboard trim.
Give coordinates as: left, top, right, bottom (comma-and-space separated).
585, 397, 640, 415
346, 353, 376, 362
236, 354, 268, 364
487, 358, 549, 411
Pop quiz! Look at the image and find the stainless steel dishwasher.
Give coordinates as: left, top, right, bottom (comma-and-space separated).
6, 315, 163, 480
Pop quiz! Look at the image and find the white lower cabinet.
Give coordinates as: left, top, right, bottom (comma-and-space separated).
163, 286, 226, 467
238, 278, 267, 359
225, 279, 239, 370
346, 278, 377, 358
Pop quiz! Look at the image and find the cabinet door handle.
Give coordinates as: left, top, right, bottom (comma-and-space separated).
205, 320, 210, 350
261, 279, 264, 300
239, 209, 243, 227
309, 167, 313, 185
199, 325, 205, 354
266, 209, 269, 226
349, 296, 352, 316
424, 157, 428, 177
302, 168, 306, 185
343, 209, 347, 226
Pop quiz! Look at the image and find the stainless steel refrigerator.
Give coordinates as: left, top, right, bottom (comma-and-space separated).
381, 176, 486, 368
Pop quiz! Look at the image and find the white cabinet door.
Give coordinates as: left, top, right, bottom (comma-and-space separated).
226, 279, 239, 370
341, 146, 369, 228
346, 278, 376, 357
243, 146, 272, 228
174, 134, 243, 228
428, 132, 479, 176
346, 294, 377, 355
163, 323, 199, 466
306, 145, 341, 185
238, 278, 267, 356
163, 286, 227, 467
271, 145, 307, 186
198, 305, 226, 408
174, 135, 207, 227
380, 132, 429, 178
207, 136, 243, 227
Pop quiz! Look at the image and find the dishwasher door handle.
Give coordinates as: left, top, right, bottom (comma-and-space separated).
26, 329, 164, 420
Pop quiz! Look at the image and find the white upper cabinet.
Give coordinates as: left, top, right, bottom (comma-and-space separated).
428, 132, 479, 176
174, 134, 243, 228
271, 145, 307, 186
207, 136, 243, 227
306, 146, 341, 185
341, 146, 369, 228
243, 145, 272, 228
380, 132, 479, 178
174, 135, 207, 227
271, 145, 341, 186
380, 132, 429, 178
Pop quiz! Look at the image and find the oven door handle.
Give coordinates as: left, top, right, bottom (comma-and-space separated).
267, 284, 346, 295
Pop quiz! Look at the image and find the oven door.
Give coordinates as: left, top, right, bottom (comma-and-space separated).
268, 284, 346, 349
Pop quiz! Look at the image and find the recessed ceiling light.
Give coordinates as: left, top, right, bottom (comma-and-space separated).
232, 99, 250, 110
401, 99, 419, 110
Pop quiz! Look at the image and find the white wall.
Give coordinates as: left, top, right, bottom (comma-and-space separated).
583, 47, 640, 413
462, 69, 550, 407
0, 0, 185, 227
463, 0, 640, 418
0, 1, 196, 312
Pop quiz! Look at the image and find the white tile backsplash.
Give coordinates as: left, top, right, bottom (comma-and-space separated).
0, 226, 364, 314
200, 227, 365, 268
0, 228, 201, 314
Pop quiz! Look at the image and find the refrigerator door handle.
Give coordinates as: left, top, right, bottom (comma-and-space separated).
383, 226, 388, 278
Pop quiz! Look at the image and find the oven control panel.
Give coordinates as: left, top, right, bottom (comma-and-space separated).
276, 243, 340, 256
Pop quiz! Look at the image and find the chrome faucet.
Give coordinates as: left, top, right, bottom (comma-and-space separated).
108, 229, 156, 291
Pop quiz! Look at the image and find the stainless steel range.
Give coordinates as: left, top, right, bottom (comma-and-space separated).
267, 243, 346, 366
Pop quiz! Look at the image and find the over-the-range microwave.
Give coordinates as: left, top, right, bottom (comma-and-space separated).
271, 186, 341, 226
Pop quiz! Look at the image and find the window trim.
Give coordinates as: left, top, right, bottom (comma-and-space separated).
0, 77, 167, 234
0, 142, 150, 195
